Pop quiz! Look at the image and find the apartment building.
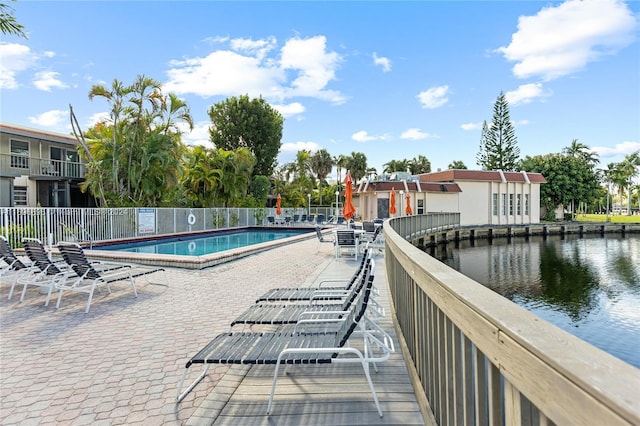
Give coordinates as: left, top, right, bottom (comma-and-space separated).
0, 123, 94, 207
355, 169, 546, 226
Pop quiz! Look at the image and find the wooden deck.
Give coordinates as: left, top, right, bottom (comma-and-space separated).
185, 253, 426, 426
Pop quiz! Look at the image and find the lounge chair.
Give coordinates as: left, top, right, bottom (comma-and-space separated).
16, 238, 126, 306
56, 242, 167, 313
266, 216, 275, 226
230, 258, 383, 327
1, 236, 33, 299
177, 263, 394, 417
257, 248, 371, 302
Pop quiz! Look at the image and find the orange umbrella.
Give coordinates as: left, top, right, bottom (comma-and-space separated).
276, 194, 282, 216
405, 193, 412, 215
342, 172, 356, 220
389, 188, 397, 216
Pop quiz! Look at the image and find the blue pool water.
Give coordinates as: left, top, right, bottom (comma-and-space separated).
99, 228, 313, 256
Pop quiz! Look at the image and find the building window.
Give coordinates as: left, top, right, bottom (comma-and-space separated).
525, 194, 530, 215
10, 140, 29, 169
417, 199, 424, 215
509, 194, 514, 215
13, 186, 27, 206
517, 194, 522, 215
501, 194, 507, 216
492, 193, 498, 215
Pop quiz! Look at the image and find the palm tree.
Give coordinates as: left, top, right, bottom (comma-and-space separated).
181, 146, 221, 207
334, 154, 348, 192
620, 151, 640, 214
383, 159, 408, 174
563, 139, 599, 165
448, 160, 467, 170
88, 79, 131, 201
346, 152, 368, 183
160, 93, 194, 136
309, 149, 334, 204
408, 155, 431, 174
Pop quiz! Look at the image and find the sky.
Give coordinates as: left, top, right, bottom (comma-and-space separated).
1, 0, 639, 179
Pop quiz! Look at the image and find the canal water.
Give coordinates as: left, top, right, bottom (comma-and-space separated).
427, 233, 640, 369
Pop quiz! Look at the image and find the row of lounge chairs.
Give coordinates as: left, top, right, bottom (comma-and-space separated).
267, 213, 330, 226
1, 236, 165, 313
176, 248, 395, 417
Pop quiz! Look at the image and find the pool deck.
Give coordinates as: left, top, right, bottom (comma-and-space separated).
0, 235, 425, 424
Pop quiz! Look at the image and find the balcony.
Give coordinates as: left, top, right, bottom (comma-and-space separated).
0, 153, 86, 179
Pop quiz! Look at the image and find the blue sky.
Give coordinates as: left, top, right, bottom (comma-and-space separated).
1, 0, 639, 178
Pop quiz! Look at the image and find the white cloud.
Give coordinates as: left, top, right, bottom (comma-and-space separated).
505, 83, 552, 105
272, 102, 305, 118
280, 35, 344, 103
86, 112, 110, 128
181, 122, 213, 147
279, 141, 321, 154
400, 128, 430, 140
591, 141, 640, 158
497, 0, 638, 81
351, 130, 390, 143
33, 71, 68, 92
373, 52, 392, 72
28, 110, 67, 127
230, 36, 277, 60
417, 85, 449, 109
461, 122, 483, 131
0, 42, 34, 89
165, 35, 345, 105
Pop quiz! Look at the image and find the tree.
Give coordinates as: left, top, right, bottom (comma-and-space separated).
85, 75, 192, 206
448, 160, 467, 170
383, 159, 408, 174
562, 139, 599, 166
309, 149, 334, 204
617, 151, 640, 214
0, 1, 27, 38
208, 95, 283, 177
334, 154, 348, 192
409, 155, 431, 174
477, 92, 520, 170
345, 152, 368, 183
518, 153, 600, 220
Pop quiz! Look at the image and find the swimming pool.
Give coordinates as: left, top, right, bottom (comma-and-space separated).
99, 228, 314, 256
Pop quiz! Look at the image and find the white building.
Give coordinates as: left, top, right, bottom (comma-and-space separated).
354, 169, 546, 226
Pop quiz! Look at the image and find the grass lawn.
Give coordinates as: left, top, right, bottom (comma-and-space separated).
575, 214, 640, 223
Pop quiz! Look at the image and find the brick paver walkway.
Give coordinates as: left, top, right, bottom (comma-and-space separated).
0, 238, 333, 425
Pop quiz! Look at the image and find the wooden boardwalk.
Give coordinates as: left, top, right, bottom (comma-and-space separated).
185, 252, 425, 426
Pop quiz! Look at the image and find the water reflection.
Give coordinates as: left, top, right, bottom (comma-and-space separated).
428, 234, 640, 368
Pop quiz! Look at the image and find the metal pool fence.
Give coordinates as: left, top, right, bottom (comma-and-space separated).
0, 206, 336, 248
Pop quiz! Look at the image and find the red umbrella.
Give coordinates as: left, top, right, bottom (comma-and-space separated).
276, 194, 282, 216
405, 193, 412, 215
389, 188, 397, 216
342, 172, 356, 220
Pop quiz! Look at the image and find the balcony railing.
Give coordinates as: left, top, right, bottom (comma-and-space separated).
384, 214, 640, 425
0, 154, 86, 179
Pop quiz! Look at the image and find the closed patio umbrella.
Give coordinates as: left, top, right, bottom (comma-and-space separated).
405, 193, 412, 215
389, 188, 397, 216
276, 194, 282, 216
342, 172, 356, 220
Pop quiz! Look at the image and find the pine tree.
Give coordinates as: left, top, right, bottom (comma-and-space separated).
477, 92, 520, 170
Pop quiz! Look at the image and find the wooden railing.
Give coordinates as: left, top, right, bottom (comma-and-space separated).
384, 214, 640, 426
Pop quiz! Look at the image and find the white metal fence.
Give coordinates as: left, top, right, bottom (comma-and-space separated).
0, 206, 336, 248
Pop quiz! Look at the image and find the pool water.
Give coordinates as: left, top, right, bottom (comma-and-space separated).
99, 229, 313, 256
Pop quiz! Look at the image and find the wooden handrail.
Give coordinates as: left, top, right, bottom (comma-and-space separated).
384, 214, 640, 425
